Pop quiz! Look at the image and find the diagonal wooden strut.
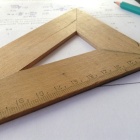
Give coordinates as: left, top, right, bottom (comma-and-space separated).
0, 9, 77, 79
0, 9, 140, 124
77, 9, 140, 55
0, 9, 140, 80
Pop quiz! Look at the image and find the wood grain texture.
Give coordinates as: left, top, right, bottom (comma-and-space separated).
0, 9, 77, 79
0, 9, 139, 124
77, 9, 140, 55
0, 50, 140, 124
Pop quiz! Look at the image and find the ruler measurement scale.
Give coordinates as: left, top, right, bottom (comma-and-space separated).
0, 9, 140, 124
0, 53, 139, 124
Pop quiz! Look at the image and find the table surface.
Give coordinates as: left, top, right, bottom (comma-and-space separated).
0, 0, 140, 140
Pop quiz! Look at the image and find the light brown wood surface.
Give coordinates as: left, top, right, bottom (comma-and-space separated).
0, 9, 140, 124
0, 9, 77, 79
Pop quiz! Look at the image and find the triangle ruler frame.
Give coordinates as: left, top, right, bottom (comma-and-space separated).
0, 9, 140, 124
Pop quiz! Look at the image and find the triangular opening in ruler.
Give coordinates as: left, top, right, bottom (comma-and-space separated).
34, 35, 96, 67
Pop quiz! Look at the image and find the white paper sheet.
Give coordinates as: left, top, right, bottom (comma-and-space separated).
0, 0, 140, 140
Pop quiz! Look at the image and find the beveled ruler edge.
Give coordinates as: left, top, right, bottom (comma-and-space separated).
0, 9, 140, 124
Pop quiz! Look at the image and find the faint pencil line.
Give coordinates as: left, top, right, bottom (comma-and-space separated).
102, 82, 140, 87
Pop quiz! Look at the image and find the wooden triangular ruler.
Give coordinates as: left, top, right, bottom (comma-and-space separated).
0, 9, 140, 124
